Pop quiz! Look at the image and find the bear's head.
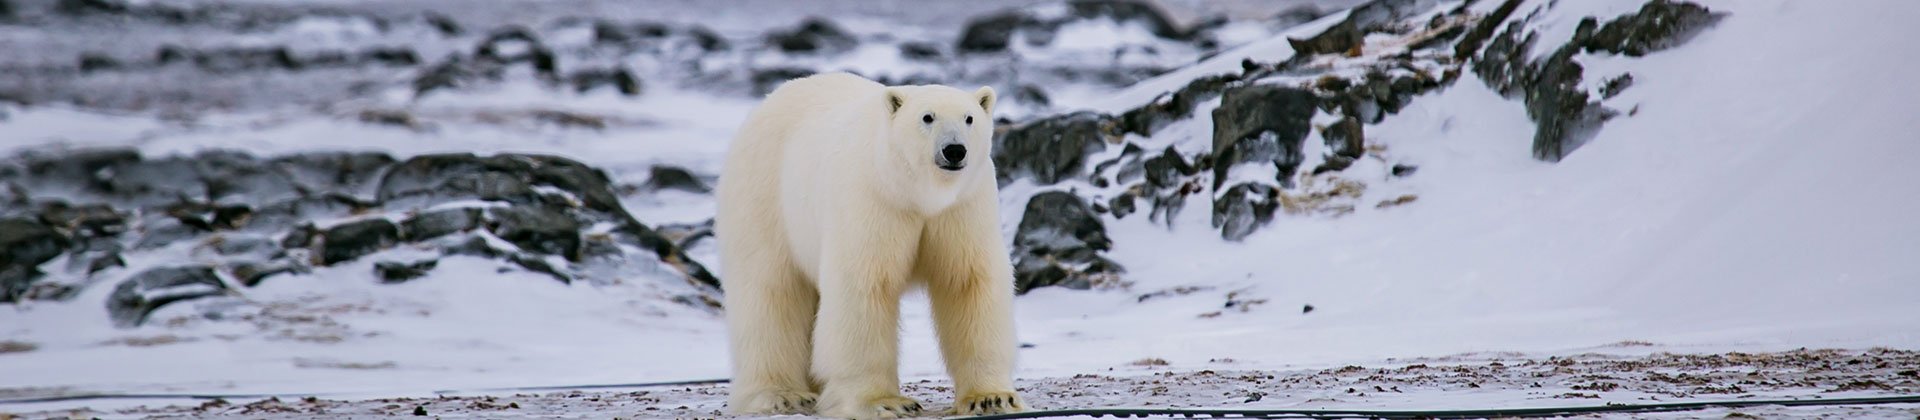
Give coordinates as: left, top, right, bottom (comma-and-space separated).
880, 84, 997, 211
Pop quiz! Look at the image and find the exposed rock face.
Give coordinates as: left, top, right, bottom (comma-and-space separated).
1210, 85, 1318, 190
992, 112, 1120, 186
765, 17, 856, 54
1472, 0, 1720, 161
957, 0, 1184, 54
1580, 0, 1722, 57
1289, 0, 1440, 56
0, 149, 718, 326
1, 218, 70, 301
107, 265, 228, 327
1011, 192, 1122, 293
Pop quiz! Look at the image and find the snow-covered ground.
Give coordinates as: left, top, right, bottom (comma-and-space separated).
3, 0, 1920, 418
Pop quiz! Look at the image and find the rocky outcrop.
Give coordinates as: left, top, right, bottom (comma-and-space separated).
765, 17, 856, 54
107, 265, 228, 327
1011, 192, 1122, 293
1579, 0, 1722, 57
1472, 0, 1720, 161
0, 149, 718, 327
992, 112, 1120, 186
957, 0, 1184, 54
1289, 0, 1440, 56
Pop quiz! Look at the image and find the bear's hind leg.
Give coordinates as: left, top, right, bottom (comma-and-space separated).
723, 262, 820, 415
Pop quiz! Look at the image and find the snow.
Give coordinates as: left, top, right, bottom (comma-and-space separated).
4, 0, 1920, 416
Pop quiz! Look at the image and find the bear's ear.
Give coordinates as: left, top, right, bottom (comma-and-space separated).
974, 86, 997, 114
885, 88, 906, 115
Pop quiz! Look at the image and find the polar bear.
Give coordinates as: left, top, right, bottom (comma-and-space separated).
714, 72, 1026, 418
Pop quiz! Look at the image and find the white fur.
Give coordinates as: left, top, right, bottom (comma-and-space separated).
715, 72, 1027, 419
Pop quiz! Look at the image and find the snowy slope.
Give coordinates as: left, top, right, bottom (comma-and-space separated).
2, 0, 1919, 415
1001, 0, 1920, 375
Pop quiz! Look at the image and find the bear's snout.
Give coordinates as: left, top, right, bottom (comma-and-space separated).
937, 144, 967, 171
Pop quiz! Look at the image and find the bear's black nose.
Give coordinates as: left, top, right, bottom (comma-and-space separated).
941, 144, 967, 163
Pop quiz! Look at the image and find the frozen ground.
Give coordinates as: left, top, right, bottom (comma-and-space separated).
10, 348, 1920, 418
3, 0, 1920, 418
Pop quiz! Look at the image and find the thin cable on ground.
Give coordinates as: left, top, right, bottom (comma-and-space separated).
7, 380, 1918, 420
952, 395, 1920, 419
0, 378, 735, 405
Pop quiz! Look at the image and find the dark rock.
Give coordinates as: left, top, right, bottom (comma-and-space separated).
268, 151, 396, 198
958, 0, 1183, 53
750, 67, 815, 96
87, 252, 124, 273
37, 202, 127, 237
955, 12, 1032, 53
1316, 116, 1365, 173
412, 55, 487, 96
1117, 73, 1238, 137
250, 194, 370, 230
1067, 0, 1183, 38
441, 235, 572, 283
1141, 147, 1196, 189
487, 206, 581, 260
1212, 182, 1280, 241
1107, 193, 1137, 219
357, 48, 420, 66
206, 234, 276, 257
1, 218, 70, 301
1600, 73, 1634, 99
400, 207, 482, 241
320, 219, 399, 265
570, 68, 643, 96
0, 0, 12, 19
1454, 0, 1525, 60
1526, 45, 1611, 161
376, 154, 536, 206
281, 223, 317, 250
358, 109, 420, 129
229, 259, 302, 287
196, 150, 301, 205
424, 12, 463, 36
1, 219, 70, 268
1013, 84, 1051, 108
1582, 0, 1721, 57
686, 25, 729, 51
1011, 192, 1122, 293
375, 259, 437, 284
1210, 85, 1317, 189
78, 53, 120, 73
595, 20, 674, 48
1391, 164, 1418, 177
193, 47, 302, 73
898, 42, 943, 61
107, 265, 228, 327
1288, 0, 1438, 56
993, 111, 1118, 185
655, 219, 715, 250
475, 26, 558, 80
530, 110, 608, 130
1472, 1, 1716, 162
132, 216, 206, 250
766, 17, 856, 54
165, 202, 255, 231
644, 165, 709, 194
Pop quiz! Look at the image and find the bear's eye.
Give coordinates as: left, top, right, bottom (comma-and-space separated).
965, 115, 974, 125
922, 114, 934, 124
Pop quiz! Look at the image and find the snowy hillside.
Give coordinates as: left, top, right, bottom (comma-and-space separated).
3, 0, 1920, 417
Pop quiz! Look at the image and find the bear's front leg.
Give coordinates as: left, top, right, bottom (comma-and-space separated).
922, 198, 1026, 415
813, 225, 924, 419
